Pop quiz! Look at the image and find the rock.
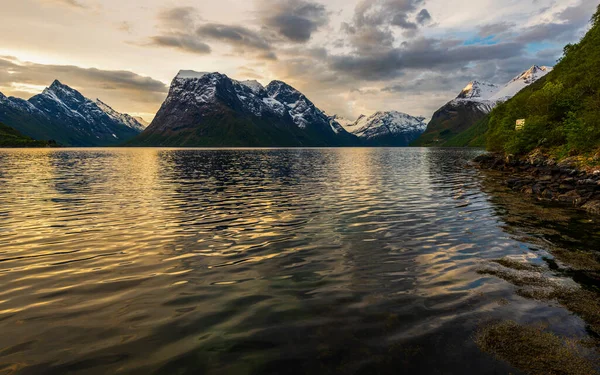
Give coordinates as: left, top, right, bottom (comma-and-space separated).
559, 184, 575, 191
539, 175, 552, 182
522, 186, 534, 195
526, 149, 546, 166
577, 179, 597, 186
541, 189, 554, 200
583, 200, 600, 215
557, 157, 578, 169
558, 190, 581, 205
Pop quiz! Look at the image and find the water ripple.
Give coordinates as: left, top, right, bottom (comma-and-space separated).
0, 148, 598, 374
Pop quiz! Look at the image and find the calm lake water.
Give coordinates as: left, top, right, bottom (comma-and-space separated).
0, 148, 599, 374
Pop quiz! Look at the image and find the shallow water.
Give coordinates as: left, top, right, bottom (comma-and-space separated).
0, 148, 598, 374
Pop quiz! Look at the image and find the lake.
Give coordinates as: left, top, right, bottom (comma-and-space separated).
0, 148, 598, 374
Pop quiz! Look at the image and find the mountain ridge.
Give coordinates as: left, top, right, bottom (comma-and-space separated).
0, 81, 145, 146
412, 65, 553, 147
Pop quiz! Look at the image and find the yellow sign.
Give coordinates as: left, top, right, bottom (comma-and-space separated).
516, 119, 526, 131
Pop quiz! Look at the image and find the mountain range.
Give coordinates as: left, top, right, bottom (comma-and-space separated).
0, 81, 145, 146
336, 112, 427, 146
129, 71, 426, 147
0, 65, 551, 148
412, 65, 552, 147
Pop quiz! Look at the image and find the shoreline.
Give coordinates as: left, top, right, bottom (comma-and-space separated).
473, 152, 600, 215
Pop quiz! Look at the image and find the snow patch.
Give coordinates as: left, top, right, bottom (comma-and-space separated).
176, 70, 211, 79
489, 66, 552, 101
240, 80, 264, 93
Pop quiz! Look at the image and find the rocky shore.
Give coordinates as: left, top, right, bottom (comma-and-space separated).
473, 151, 600, 215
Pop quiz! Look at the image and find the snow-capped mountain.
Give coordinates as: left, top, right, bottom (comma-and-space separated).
456, 81, 499, 102
131, 70, 359, 147
489, 65, 552, 101
414, 65, 553, 146
0, 81, 144, 146
339, 111, 427, 146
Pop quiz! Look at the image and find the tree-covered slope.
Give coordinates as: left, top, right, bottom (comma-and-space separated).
412, 101, 491, 146
0, 122, 56, 148
443, 116, 490, 147
486, 5, 600, 156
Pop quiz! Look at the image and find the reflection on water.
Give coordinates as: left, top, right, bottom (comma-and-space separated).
0, 148, 598, 374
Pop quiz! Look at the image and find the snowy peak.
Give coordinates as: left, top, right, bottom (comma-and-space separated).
510, 65, 552, 85
456, 81, 499, 101
328, 114, 355, 128
342, 111, 427, 143
240, 80, 264, 94
134, 117, 149, 127
176, 70, 211, 80
265, 80, 302, 102
43, 80, 86, 104
489, 65, 552, 101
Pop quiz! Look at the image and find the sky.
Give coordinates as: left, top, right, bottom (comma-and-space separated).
0, 0, 596, 122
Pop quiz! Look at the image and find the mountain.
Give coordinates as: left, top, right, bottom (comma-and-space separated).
340, 111, 427, 146
0, 121, 56, 148
129, 71, 359, 147
0, 81, 145, 146
413, 67, 552, 147
485, 5, 600, 157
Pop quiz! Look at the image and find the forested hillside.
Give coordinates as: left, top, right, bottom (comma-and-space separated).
485, 5, 600, 158
0, 122, 56, 148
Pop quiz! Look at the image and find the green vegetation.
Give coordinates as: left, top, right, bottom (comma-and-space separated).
0, 122, 56, 148
475, 320, 597, 375
411, 101, 489, 147
444, 116, 490, 147
485, 5, 600, 157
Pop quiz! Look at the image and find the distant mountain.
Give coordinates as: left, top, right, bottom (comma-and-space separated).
0, 81, 145, 146
0, 121, 56, 148
130, 71, 359, 147
413, 66, 552, 147
339, 111, 427, 146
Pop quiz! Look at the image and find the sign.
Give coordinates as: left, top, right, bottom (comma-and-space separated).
516, 119, 526, 131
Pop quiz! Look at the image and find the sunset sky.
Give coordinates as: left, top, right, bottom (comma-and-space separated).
0, 0, 595, 122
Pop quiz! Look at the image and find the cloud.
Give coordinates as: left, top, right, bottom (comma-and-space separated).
329, 38, 525, 80
196, 24, 272, 51
41, 0, 86, 8
515, 0, 596, 44
148, 34, 212, 54
146, 7, 276, 59
341, 0, 433, 53
0, 57, 168, 117
477, 22, 516, 38
157, 6, 201, 30
257, 0, 330, 43
416, 9, 432, 25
